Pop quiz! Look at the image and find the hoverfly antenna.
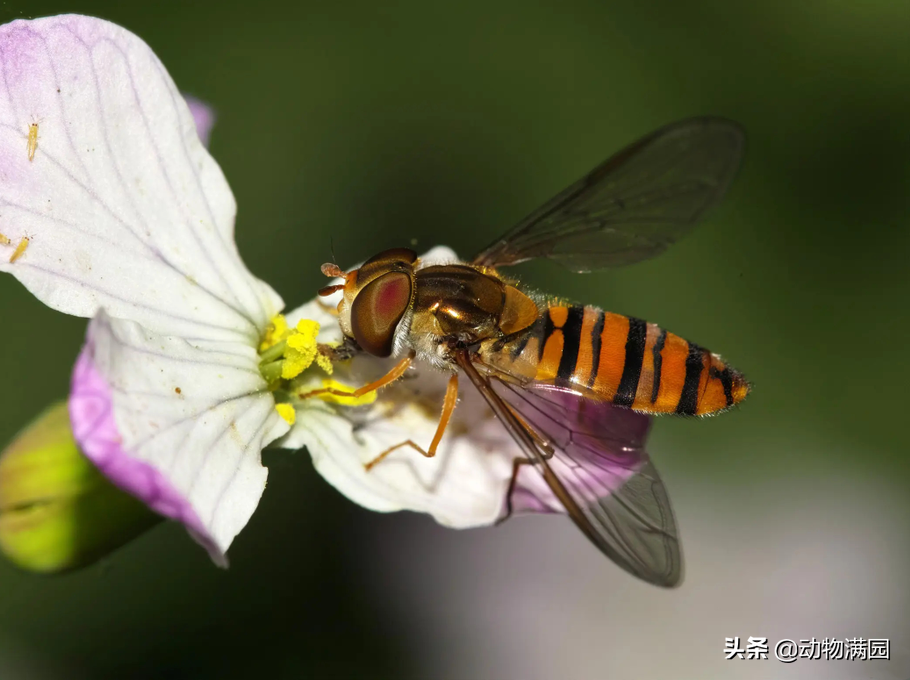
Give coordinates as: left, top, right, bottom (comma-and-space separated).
317, 283, 345, 296
318, 256, 347, 296
321, 262, 348, 279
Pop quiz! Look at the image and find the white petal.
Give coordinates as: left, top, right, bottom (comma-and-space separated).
285, 352, 518, 527
0, 16, 280, 343
415, 245, 461, 267
82, 310, 288, 560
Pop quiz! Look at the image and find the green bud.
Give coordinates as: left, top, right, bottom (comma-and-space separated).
0, 402, 161, 574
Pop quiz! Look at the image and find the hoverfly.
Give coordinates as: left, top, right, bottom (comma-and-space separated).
314, 117, 749, 587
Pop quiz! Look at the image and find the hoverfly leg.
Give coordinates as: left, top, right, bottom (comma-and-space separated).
507, 406, 555, 459
363, 439, 430, 471
364, 373, 459, 471
496, 457, 535, 525
496, 407, 555, 524
299, 352, 415, 400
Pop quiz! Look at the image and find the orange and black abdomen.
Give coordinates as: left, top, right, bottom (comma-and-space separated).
526, 305, 749, 416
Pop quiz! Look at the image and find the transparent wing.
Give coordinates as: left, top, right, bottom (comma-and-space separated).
456, 354, 682, 587
473, 117, 745, 272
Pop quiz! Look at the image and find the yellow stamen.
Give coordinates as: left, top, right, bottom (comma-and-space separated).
274, 403, 296, 425
281, 319, 323, 380
315, 352, 334, 375
315, 379, 378, 406
259, 314, 290, 352
286, 320, 320, 350
0, 233, 9, 246
260, 316, 335, 384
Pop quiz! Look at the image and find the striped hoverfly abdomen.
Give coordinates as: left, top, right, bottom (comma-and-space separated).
479, 304, 750, 416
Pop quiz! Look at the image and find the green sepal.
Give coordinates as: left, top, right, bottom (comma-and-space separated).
0, 402, 161, 574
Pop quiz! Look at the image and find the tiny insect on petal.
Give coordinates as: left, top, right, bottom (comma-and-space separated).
27, 122, 38, 161
9, 237, 29, 263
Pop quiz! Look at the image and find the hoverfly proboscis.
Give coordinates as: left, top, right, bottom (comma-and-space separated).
311, 117, 750, 587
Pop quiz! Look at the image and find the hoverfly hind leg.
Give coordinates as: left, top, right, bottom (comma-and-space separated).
364, 373, 459, 471
496, 408, 555, 525
497, 457, 536, 525
507, 407, 555, 458
364, 439, 432, 471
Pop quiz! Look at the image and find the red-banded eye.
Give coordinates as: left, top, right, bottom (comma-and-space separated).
350, 271, 413, 357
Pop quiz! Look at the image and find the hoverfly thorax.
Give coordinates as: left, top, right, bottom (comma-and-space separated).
409, 265, 540, 344
320, 247, 418, 357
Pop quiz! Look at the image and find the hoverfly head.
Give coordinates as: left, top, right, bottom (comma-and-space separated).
320, 247, 418, 357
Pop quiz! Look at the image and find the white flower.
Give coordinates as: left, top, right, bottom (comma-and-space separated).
0, 15, 528, 566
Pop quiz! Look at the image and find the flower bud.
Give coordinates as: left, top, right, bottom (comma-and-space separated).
0, 402, 161, 573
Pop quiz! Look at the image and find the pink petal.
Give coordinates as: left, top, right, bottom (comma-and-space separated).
68, 339, 224, 565
183, 94, 216, 148
490, 383, 645, 516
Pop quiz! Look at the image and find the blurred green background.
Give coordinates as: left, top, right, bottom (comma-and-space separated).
0, 1, 909, 678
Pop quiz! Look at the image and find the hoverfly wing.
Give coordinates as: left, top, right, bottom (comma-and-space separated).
456, 354, 682, 587
473, 117, 744, 273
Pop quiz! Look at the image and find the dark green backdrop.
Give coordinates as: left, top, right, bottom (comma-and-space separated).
0, 1, 908, 678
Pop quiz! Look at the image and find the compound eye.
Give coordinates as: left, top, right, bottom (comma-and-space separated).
350, 271, 412, 357
357, 247, 418, 281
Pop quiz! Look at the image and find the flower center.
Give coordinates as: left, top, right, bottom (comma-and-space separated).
258, 315, 333, 383
258, 315, 376, 425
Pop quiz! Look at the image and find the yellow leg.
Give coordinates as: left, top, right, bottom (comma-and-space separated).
364, 373, 459, 471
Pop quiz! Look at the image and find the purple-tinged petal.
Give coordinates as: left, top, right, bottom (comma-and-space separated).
69, 310, 289, 563
0, 16, 281, 342
182, 94, 215, 148
68, 346, 222, 562
490, 382, 644, 517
